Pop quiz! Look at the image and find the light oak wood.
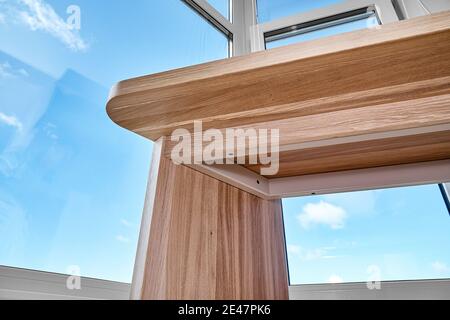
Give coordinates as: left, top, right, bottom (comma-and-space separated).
107, 12, 450, 139
107, 12, 450, 178
139, 140, 289, 300
245, 131, 450, 178
114, 13, 450, 300
112, 12, 450, 301
162, 88, 450, 162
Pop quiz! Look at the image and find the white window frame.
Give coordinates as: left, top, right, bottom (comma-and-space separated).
182, 0, 257, 57
444, 183, 450, 199
0, 266, 130, 300
289, 279, 450, 300
185, 0, 400, 55
182, 0, 235, 57
250, 0, 399, 51
184, 0, 400, 55
395, 0, 450, 19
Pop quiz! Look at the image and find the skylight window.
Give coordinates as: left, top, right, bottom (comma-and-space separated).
265, 9, 379, 49
283, 183, 450, 285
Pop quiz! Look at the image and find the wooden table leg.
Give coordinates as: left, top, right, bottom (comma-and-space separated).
131, 139, 289, 300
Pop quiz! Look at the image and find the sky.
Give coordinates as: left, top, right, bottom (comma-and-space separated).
0, 0, 449, 285
257, 0, 343, 22
0, 0, 228, 283
283, 184, 450, 285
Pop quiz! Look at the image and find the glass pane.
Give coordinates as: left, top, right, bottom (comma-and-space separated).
257, 0, 344, 23
0, 0, 228, 283
282, 184, 450, 285
266, 13, 378, 49
207, 0, 230, 20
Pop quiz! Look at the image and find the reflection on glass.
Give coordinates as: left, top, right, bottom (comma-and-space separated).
257, 0, 344, 23
266, 14, 378, 49
282, 184, 450, 285
0, 0, 228, 283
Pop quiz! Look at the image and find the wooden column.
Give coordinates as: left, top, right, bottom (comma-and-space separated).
131, 139, 289, 300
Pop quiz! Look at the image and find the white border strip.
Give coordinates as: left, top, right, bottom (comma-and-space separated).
289, 279, 450, 300
187, 162, 270, 198
0, 266, 130, 300
271, 159, 450, 199
195, 160, 450, 200
130, 138, 164, 300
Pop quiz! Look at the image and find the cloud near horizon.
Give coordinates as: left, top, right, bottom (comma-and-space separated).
328, 274, 344, 284
432, 261, 450, 274
287, 244, 337, 261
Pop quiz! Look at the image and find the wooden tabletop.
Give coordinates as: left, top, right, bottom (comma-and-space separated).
107, 11, 450, 178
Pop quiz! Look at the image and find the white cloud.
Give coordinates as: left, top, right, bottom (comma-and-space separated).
0, 12, 5, 24
42, 122, 58, 140
11, 0, 88, 51
120, 219, 132, 227
302, 248, 327, 261
287, 244, 337, 261
328, 274, 344, 284
323, 190, 377, 217
0, 61, 29, 78
116, 235, 130, 243
432, 261, 450, 274
0, 112, 23, 132
287, 244, 301, 255
297, 201, 347, 229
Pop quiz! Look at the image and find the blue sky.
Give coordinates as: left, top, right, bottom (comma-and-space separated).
257, 0, 343, 22
207, 0, 229, 19
283, 184, 450, 284
0, 0, 227, 283
0, 0, 449, 285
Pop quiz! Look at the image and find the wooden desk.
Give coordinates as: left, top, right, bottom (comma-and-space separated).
107, 12, 450, 299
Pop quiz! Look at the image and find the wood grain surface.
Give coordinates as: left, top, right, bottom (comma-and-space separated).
245, 130, 450, 178
140, 140, 289, 300
107, 12, 450, 140
107, 12, 450, 178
